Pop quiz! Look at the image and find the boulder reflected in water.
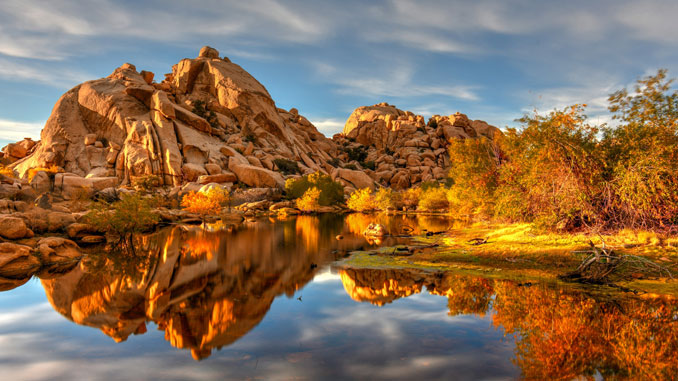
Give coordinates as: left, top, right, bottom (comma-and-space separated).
41, 215, 365, 360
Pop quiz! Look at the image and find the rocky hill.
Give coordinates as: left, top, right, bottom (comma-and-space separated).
334, 102, 500, 190
3, 46, 500, 197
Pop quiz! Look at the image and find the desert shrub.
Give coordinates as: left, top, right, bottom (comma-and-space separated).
496, 105, 603, 230
374, 187, 397, 210
419, 180, 442, 191
418, 187, 449, 211
27, 165, 61, 182
284, 172, 344, 206
363, 161, 376, 170
0, 165, 14, 178
273, 158, 300, 175
181, 187, 230, 221
343, 163, 357, 170
427, 118, 438, 128
296, 187, 321, 212
346, 188, 376, 212
400, 188, 421, 210
344, 146, 368, 163
85, 193, 159, 241
192, 100, 219, 128
243, 133, 257, 143
328, 158, 341, 167
447, 137, 501, 219
132, 174, 162, 193
602, 69, 678, 228
384, 147, 395, 156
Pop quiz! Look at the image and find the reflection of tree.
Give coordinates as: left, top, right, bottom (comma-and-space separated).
338, 267, 678, 379
492, 283, 678, 380
427, 274, 494, 317
41, 221, 342, 360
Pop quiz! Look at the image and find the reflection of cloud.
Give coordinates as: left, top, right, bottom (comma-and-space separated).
312, 270, 341, 282
0, 303, 60, 326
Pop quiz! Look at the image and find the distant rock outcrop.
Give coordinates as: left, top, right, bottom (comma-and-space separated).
10, 46, 337, 187
334, 102, 501, 190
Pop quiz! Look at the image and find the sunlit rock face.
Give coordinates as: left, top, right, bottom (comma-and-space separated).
337, 102, 501, 189
11, 46, 337, 186
41, 218, 346, 360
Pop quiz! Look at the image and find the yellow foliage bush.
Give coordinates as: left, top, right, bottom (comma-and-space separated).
27, 166, 62, 182
400, 188, 421, 210
296, 187, 321, 212
0, 165, 15, 178
417, 187, 449, 211
374, 187, 397, 210
347, 188, 377, 212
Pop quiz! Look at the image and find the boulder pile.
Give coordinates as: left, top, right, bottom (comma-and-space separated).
334, 103, 501, 190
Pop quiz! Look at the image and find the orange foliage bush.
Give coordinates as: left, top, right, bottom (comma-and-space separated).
181, 187, 230, 220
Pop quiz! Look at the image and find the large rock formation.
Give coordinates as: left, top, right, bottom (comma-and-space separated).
10, 46, 338, 188
335, 102, 501, 190
5, 47, 499, 192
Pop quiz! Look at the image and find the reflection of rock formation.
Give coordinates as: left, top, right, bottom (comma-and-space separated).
339, 268, 424, 306
42, 217, 349, 360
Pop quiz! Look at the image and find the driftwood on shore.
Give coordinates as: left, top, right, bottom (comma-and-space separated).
560, 238, 673, 284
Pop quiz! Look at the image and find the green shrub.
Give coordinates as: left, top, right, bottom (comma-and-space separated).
343, 163, 357, 170
191, 100, 219, 129
132, 175, 162, 193
363, 161, 375, 170
344, 146, 367, 163
274, 158, 300, 175
285, 172, 344, 206
85, 193, 159, 242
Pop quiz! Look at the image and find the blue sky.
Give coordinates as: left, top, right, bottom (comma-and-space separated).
0, 0, 677, 143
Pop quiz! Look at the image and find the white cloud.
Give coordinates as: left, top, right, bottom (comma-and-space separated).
324, 65, 480, 101
309, 118, 345, 137
0, 119, 44, 141
0, 58, 90, 88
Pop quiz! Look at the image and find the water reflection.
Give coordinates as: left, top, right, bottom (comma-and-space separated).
1, 214, 677, 379
42, 215, 375, 360
339, 267, 678, 379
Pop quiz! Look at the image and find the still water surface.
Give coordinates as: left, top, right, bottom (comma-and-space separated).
0, 214, 676, 380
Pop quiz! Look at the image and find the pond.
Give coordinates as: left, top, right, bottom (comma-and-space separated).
0, 214, 676, 380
